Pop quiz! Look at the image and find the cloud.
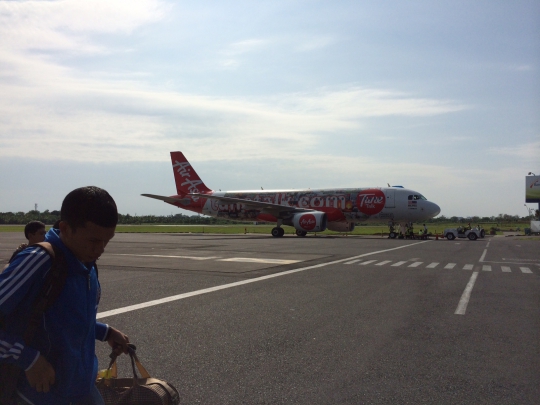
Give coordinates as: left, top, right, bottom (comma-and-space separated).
217, 38, 270, 69
0, 0, 168, 54
488, 141, 540, 161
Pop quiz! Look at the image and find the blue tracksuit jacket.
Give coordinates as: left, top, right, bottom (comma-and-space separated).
0, 228, 109, 404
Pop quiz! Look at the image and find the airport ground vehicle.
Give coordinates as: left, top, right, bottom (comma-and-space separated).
443, 227, 484, 241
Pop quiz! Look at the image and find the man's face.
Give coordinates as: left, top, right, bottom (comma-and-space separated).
59, 221, 116, 263
28, 228, 46, 245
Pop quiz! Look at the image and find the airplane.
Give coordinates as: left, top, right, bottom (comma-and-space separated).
142, 151, 441, 237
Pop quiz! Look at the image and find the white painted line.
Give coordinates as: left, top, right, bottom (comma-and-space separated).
479, 249, 487, 262
408, 262, 423, 267
482, 265, 492, 272
97, 241, 431, 319
218, 258, 301, 264
444, 263, 456, 269
455, 271, 479, 315
359, 260, 377, 266
520, 267, 532, 274
463, 264, 474, 270
486, 242, 490, 248
426, 262, 439, 268
109, 254, 221, 261
391, 261, 407, 267
344, 260, 360, 265
501, 266, 511, 273
375, 260, 392, 266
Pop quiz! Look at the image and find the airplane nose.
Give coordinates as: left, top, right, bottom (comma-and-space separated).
429, 202, 441, 217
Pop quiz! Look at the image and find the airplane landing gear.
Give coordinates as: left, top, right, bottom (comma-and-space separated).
271, 227, 285, 237
295, 230, 307, 237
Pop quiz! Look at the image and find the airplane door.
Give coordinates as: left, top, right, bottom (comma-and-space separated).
385, 189, 395, 208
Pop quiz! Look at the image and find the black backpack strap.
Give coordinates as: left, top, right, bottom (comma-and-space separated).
23, 242, 68, 345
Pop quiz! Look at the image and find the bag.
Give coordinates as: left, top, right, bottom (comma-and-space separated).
96, 344, 180, 405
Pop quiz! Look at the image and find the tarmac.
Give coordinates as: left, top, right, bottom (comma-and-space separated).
1, 232, 539, 404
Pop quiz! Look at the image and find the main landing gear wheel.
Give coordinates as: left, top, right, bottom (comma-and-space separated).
446, 233, 455, 240
295, 230, 307, 237
271, 227, 285, 237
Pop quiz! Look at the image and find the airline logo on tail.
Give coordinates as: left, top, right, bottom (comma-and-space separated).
170, 152, 211, 196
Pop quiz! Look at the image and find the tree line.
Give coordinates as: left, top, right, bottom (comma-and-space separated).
0, 210, 536, 226
0, 210, 243, 225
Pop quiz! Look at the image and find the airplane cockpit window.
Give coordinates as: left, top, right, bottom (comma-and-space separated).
408, 194, 427, 201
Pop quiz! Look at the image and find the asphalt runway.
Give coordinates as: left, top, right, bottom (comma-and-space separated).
1, 233, 539, 404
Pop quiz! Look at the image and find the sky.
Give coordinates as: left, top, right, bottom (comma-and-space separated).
0, 0, 538, 218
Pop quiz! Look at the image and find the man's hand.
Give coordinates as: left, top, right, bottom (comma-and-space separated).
106, 326, 130, 356
25, 355, 55, 393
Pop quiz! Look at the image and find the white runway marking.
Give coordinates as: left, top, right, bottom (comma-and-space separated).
375, 260, 392, 266
445, 263, 456, 269
520, 267, 532, 274
501, 266, 511, 273
218, 258, 301, 264
359, 260, 377, 265
426, 262, 439, 268
109, 254, 221, 260
463, 264, 474, 270
408, 262, 423, 267
479, 249, 487, 262
344, 260, 360, 265
455, 271, 479, 315
482, 265, 491, 272
391, 261, 407, 267
97, 241, 431, 319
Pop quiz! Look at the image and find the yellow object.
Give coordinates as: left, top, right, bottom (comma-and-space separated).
97, 369, 113, 379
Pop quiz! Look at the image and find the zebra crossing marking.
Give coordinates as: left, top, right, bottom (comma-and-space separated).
344, 259, 535, 274
344, 260, 360, 265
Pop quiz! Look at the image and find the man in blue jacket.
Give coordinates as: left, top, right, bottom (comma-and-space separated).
0, 186, 129, 405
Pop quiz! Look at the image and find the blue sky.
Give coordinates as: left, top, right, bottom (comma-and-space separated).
0, 0, 538, 217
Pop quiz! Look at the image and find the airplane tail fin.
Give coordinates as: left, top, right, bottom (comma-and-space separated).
170, 151, 212, 195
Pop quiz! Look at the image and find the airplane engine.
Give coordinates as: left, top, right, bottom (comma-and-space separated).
326, 221, 355, 232
292, 212, 327, 232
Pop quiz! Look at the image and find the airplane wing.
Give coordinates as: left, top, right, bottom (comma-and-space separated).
141, 194, 191, 205
188, 193, 313, 218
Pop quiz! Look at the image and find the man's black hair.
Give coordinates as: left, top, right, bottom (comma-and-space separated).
24, 221, 45, 239
61, 186, 118, 231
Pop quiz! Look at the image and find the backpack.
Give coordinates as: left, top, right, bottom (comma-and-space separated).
0, 242, 69, 405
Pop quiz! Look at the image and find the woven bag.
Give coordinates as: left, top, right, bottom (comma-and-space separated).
96, 345, 180, 405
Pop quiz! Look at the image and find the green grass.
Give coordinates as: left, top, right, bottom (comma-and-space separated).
0, 222, 535, 236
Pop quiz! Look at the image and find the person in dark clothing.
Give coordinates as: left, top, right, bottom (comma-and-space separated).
1, 187, 129, 405
6, 221, 47, 265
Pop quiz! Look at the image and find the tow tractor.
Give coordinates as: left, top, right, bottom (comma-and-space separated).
443, 226, 485, 241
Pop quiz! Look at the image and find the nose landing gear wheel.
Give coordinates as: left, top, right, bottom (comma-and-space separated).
295, 230, 307, 237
